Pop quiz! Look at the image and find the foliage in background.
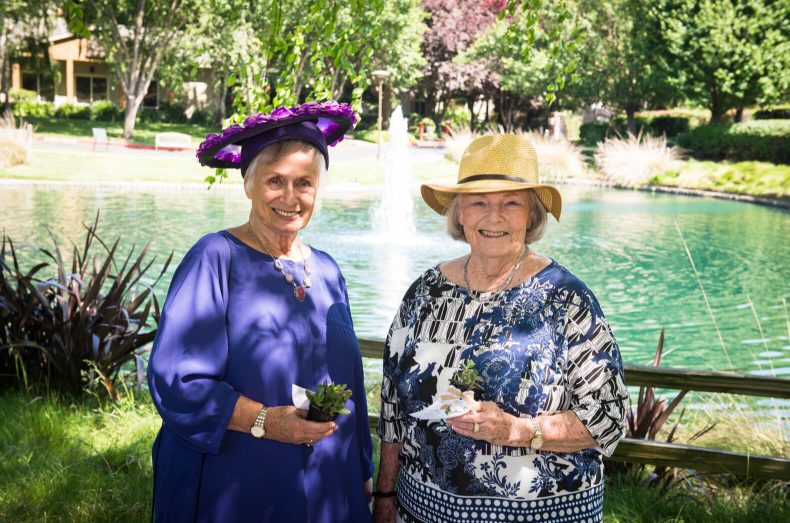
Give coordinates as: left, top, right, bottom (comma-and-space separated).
524, 130, 588, 180
677, 120, 790, 164
0, 1, 59, 110
0, 214, 171, 397
595, 133, 683, 187
569, 0, 679, 135
651, 159, 790, 198
462, 0, 582, 131
655, 0, 790, 123
65, 0, 199, 139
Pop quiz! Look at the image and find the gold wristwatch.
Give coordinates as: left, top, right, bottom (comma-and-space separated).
527, 415, 543, 450
250, 406, 268, 438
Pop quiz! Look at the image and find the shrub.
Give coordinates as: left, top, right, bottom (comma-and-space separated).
678, 120, 790, 164
138, 107, 162, 123
55, 102, 91, 120
0, 214, 172, 397
579, 122, 612, 146
8, 88, 38, 102
189, 108, 212, 126
753, 104, 790, 120
158, 102, 189, 124
595, 133, 683, 186
90, 100, 122, 122
648, 116, 690, 137
11, 99, 55, 118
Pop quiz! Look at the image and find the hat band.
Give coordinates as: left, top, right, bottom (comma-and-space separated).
459, 174, 531, 184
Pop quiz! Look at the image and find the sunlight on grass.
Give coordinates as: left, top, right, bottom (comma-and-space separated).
651, 160, 790, 197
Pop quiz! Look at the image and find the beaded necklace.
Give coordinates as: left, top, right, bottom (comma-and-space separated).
250, 226, 311, 302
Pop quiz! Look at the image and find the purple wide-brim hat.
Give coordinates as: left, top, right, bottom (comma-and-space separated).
196, 101, 358, 174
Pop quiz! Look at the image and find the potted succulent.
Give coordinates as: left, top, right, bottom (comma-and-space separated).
450, 358, 484, 400
305, 379, 353, 422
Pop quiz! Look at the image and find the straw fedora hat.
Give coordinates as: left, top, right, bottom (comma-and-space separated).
421, 134, 562, 221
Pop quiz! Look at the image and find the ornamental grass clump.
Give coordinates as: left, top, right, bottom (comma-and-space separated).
0, 212, 172, 398
522, 131, 589, 181
0, 109, 33, 168
305, 380, 353, 422
595, 133, 684, 187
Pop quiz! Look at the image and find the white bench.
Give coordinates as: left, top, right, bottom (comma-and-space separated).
92, 127, 109, 151
155, 132, 192, 150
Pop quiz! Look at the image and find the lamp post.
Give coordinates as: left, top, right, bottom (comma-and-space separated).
372, 69, 390, 160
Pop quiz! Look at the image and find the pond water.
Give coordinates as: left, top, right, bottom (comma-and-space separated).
2, 183, 789, 377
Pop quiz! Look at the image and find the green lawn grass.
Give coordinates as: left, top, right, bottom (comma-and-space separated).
27, 117, 215, 147
651, 160, 790, 198
1, 391, 787, 522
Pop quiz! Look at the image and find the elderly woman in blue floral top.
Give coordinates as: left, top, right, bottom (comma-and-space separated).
373, 134, 628, 523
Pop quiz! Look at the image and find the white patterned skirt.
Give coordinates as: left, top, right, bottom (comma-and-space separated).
395, 458, 604, 523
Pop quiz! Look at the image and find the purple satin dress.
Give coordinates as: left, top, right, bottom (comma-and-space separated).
148, 231, 374, 522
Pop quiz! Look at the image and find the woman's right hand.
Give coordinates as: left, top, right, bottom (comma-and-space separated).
264, 406, 336, 446
373, 497, 397, 523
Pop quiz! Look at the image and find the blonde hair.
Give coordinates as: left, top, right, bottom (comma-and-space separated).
444, 190, 548, 245
243, 140, 326, 196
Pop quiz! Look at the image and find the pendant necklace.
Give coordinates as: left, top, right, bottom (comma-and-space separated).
250, 226, 311, 302
463, 246, 528, 301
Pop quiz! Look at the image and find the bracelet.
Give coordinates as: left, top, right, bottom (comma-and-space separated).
372, 490, 397, 498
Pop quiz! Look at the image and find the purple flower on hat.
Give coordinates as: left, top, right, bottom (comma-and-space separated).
196, 101, 358, 168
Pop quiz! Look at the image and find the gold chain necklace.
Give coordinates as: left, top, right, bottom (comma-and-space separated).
250, 225, 312, 302
463, 246, 527, 301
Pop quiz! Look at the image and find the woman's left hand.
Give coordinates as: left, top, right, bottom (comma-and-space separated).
446, 396, 529, 447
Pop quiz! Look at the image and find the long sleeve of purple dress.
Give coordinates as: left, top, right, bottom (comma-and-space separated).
148, 232, 373, 523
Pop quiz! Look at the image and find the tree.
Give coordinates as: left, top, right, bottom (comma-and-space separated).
567, 0, 678, 134
656, 0, 790, 122
418, 0, 501, 128
0, 1, 57, 109
67, 0, 200, 139
460, 0, 582, 130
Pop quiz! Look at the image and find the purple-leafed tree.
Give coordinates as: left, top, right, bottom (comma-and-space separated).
419, 0, 502, 130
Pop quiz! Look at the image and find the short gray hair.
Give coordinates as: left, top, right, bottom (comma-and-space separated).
444, 190, 548, 245
243, 140, 326, 195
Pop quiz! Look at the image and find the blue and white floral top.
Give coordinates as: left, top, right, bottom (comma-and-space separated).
378, 260, 627, 523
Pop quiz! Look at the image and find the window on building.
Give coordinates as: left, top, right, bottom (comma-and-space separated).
76, 75, 109, 103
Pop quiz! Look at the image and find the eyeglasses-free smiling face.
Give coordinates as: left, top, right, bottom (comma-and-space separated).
246, 149, 320, 243
458, 191, 531, 258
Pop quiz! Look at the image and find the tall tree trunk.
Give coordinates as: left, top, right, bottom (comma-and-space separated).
467, 97, 476, 132
0, 18, 9, 111
122, 94, 143, 139
734, 105, 744, 123
625, 105, 637, 136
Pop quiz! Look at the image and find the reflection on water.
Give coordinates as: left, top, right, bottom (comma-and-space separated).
2, 184, 789, 375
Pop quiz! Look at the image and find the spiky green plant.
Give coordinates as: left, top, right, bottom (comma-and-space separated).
0, 212, 172, 397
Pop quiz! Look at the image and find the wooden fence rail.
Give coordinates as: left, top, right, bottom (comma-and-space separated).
358, 337, 790, 480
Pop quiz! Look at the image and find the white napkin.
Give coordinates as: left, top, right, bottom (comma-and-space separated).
410, 387, 475, 420
292, 384, 310, 410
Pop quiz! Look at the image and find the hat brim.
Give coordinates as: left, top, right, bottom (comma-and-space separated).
196, 103, 356, 169
421, 180, 563, 221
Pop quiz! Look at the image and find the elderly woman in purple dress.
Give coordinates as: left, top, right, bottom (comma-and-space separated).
147, 102, 374, 522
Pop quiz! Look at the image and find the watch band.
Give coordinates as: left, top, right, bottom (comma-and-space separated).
527, 415, 543, 450
251, 406, 268, 438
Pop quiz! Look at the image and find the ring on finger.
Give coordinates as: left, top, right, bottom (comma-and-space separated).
474, 422, 480, 433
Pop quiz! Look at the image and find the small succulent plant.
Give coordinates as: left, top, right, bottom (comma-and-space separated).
450, 359, 484, 392
306, 380, 352, 421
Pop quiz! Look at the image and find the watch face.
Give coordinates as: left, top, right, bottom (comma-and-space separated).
251, 425, 264, 438
530, 436, 544, 450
